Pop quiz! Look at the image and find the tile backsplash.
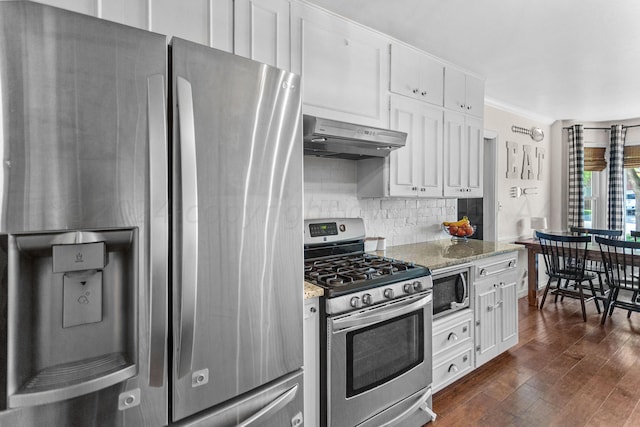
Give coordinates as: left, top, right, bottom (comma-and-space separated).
304, 157, 457, 247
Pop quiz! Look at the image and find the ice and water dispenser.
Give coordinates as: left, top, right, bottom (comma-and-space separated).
2, 228, 138, 408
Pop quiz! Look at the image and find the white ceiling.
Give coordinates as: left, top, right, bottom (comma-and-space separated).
306, 0, 640, 123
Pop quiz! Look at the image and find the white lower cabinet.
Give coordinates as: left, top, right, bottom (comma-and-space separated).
303, 298, 319, 427
432, 252, 519, 393
431, 309, 474, 393
474, 252, 519, 367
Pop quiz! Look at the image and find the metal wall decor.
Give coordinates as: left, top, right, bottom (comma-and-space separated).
512, 125, 544, 142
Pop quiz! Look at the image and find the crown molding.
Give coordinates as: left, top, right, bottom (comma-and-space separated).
485, 97, 556, 126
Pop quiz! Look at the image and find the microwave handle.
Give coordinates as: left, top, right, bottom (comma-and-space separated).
331, 293, 431, 332
454, 272, 466, 303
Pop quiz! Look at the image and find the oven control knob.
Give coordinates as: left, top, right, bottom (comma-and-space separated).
350, 296, 360, 308
403, 283, 414, 294
362, 293, 373, 305
413, 281, 422, 291
383, 288, 394, 299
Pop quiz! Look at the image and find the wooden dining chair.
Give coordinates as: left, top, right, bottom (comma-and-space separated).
631, 230, 640, 241
536, 231, 600, 322
569, 227, 623, 300
596, 236, 640, 324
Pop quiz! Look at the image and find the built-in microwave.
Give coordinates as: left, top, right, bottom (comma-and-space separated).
431, 265, 471, 319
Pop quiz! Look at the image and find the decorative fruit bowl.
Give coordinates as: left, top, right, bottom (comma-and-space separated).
442, 217, 476, 240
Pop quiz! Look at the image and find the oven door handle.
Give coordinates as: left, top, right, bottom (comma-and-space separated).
331, 293, 431, 332
378, 387, 436, 427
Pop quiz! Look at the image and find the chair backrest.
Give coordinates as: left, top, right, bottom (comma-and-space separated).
631, 230, 640, 241
569, 226, 623, 239
596, 236, 640, 291
536, 231, 591, 280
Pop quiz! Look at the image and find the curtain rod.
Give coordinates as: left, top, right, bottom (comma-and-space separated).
562, 124, 640, 130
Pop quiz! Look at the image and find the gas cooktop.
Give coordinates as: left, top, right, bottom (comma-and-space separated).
304, 252, 429, 297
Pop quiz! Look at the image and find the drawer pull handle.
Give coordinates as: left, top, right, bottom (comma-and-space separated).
480, 268, 487, 276
462, 355, 468, 363
447, 332, 458, 342
448, 364, 459, 373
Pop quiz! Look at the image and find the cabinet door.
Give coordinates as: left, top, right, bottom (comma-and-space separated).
291, 2, 389, 127
234, 0, 290, 70
444, 67, 466, 112
443, 111, 465, 196
303, 299, 319, 427
464, 74, 485, 118
417, 102, 444, 197
444, 112, 483, 197
390, 43, 443, 106
389, 97, 419, 197
152, 0, 212, 46
499, 279, 519, 350
465, 115, 484, 197
389, 96, 443, 197
475, 280, 498, 367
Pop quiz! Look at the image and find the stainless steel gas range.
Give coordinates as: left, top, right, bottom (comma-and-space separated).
304, 218, 437, 427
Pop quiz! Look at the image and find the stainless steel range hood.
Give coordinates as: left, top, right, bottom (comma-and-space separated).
303, 115, 407, 160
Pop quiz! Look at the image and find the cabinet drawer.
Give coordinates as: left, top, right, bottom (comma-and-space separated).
432, 314, 472, 358
433, 347, 473, 392
475, 252, 518, 280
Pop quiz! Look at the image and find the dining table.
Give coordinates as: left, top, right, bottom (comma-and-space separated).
515, 235, 605, 307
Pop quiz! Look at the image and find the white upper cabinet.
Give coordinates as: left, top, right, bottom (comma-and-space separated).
291, 2, 390, 127
35, 0, 234, 52
390, 43, 444, 106
444, 67, 484, 118
234, 0, 290, 70
444, 111, 483, 198
389, 96, 443, 197
152, 0, 216, 47
357, 96, 443, 198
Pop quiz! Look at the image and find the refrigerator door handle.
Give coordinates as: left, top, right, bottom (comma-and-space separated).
176, 76, 199, 379
237, 383, 299, 427
148, 74, 169, 387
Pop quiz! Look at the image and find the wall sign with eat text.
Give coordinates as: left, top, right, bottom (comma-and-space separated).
506, 141, 545, 180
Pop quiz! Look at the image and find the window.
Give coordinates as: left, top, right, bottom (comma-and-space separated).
625, 168, 640, 239
583, 170, 600, 228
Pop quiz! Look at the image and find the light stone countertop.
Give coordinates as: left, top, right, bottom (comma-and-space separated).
302, 239, 524, 299
380, 238, 523, 271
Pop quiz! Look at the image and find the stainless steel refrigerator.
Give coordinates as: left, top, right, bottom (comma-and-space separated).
0, 2, 303, 426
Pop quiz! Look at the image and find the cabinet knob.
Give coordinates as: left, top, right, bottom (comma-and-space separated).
420, 188, 426, 192
467, 105, 472, 110
421, 91, 427, 96
412, 186, 418, 191
460, 103, 465, 109
413, 88, 419, 94
310, 307, 317, 313
508, 260, 516, 268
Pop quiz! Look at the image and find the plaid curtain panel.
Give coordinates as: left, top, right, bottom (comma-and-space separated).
568, 125, 584, 228
607, 124, 626, 230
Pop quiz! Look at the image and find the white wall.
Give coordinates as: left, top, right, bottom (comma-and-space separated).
483, 105, 553, 242
304, 157, 457, 246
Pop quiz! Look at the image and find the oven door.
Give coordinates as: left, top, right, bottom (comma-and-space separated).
327, 291, 432, 427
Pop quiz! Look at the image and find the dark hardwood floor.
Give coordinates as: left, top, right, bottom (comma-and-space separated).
429, 295, 640, 426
